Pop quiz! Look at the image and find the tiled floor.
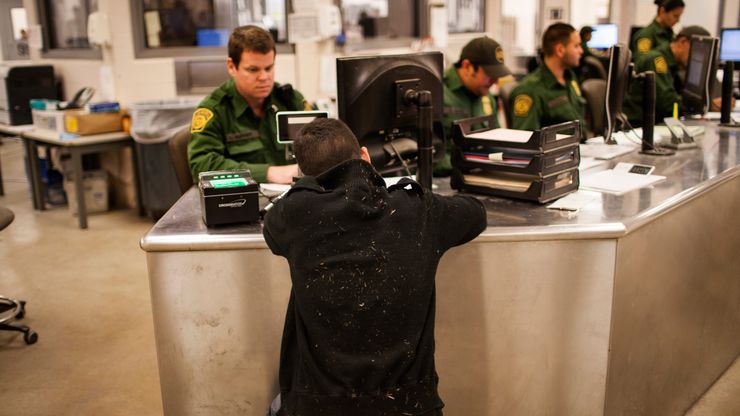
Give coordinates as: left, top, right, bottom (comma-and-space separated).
0, 136, 738, 415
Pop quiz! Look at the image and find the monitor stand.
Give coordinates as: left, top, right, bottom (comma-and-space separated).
638, 71, 675, 156
719, 61, 740, 128
662, 117, 698, 150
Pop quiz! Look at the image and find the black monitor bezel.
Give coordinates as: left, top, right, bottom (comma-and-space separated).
682, 36, 719, 116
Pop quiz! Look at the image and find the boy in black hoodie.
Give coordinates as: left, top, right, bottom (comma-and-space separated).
263, 118, 486, 416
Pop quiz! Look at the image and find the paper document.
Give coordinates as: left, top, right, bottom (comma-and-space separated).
466, 128, 534, 143
547, 190, 600, 211
579, 143, 636, 160
463, 173, 532, 192
580, 170, 666, 194
260, 183, 291, 197
578, 157, 606, 171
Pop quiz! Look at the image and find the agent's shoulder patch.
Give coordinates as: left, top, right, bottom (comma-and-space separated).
514, 95, 533, 117
190, 108, 214, 133
637, 38, 652, 53
654, 56, 668, 74
302, 100, 312, 111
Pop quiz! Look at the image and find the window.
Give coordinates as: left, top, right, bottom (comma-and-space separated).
132, 0, 290, 58
37, 0, 101, 59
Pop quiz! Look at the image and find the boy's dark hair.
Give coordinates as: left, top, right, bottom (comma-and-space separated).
542, 23, 577, 56
294, 118, 362, 177
655, 0, 685, 12
228, 25, 275, 67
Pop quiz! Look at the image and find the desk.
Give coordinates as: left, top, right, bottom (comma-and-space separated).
0, 123, 34, 196
21, 129, 144, 229
141, 123, 739, 415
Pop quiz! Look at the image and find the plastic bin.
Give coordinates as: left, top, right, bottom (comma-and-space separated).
63, 170, 109, 215
129, 98, 200, 219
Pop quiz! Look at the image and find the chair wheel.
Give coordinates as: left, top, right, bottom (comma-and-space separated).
24, 330, 38, 345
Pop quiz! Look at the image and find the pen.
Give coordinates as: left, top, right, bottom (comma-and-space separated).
673, 102, 678, 119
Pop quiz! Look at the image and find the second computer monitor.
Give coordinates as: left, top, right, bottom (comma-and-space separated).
682, 36, 719, 116
587, 24, 619, 50
720, 27, 740, 63
604, 43, 631, 144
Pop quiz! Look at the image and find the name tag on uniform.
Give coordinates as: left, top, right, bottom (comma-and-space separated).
547, 95, 569, 109
226, 130, 260, 143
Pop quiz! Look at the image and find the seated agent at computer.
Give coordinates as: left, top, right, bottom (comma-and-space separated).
623, 25, 724, 127
631, 0, 684, 61
262, 118, 486, 416
188, 25, 311, 184
436, 36, 512, 175
510, 23, 586, 132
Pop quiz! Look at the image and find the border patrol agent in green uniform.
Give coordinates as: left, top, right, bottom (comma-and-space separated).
188, 25, 309, 184
436, 37, 512, 175
510, 23, 586, 132
630, 0, 685, 61
624, 26, 710, 127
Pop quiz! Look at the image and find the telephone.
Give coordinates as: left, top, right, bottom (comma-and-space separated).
57, 87, 95, 110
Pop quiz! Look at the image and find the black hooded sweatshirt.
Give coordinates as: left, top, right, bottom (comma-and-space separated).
263, 159, 486, 416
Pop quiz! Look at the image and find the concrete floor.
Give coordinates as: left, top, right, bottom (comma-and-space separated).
0, 136, 738, 415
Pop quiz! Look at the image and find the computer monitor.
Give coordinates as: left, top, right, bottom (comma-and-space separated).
336, 52, 445, 178
719, 27, 740, 63
682, 36, 719, 116
587, 24, 619, 50
603, 43, 631, 144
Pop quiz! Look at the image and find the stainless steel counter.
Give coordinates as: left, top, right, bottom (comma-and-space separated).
141, 122, 740, 416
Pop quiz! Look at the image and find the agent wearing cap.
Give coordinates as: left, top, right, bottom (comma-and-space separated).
510, 23, 586, 132
436, 36, 512, 175
623, 25, 731, 126
580, 26, 595, 59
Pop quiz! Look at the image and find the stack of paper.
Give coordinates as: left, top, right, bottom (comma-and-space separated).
580, 170, 666, 194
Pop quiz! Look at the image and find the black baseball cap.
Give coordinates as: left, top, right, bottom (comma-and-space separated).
459, 37, 512, 79
580, 26, 594, 37
676, 25, 710, 40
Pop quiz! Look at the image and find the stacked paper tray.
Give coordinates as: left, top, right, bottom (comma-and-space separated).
450, 167, 580, 204
451, 118, 581, 152
451, 144, 580, 176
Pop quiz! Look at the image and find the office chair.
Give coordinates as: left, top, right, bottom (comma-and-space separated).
580, 56, 608, 80
0, 206, 38, 345
168, 126, 194, 195
499, 80, 519, 128
581, 78, 607, 137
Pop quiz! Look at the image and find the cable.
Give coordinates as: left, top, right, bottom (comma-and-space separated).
387, 140, 413, 177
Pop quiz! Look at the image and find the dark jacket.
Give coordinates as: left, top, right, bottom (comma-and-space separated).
263, 159, 486, 416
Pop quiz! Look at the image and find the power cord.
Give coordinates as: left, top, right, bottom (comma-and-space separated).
387, 140, 413, 177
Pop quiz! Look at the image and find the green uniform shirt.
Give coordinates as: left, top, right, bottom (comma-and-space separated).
188, 79, 307, 183
631, 19, 674, 62
436, 65, 499, 175
510, 64, 586, 132
623, 43, 681, 127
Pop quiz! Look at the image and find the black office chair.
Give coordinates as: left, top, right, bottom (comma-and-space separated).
581, 78, 607, 137
0, 207, 38, 345
499, 80, 519, 128
580, 56, 608, 80
168, 126, 194, 195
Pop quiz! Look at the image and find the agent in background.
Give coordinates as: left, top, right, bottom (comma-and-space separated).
580, 26, 594, 59
263, 118, 486, 416
623, 26, 729, 126
188, 25, 310, 184
436, 36, 512, 175
510, 23, 586, 132
631, 0, 685, 61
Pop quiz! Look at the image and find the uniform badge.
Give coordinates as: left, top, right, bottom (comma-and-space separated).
481, 96, 493, 115
637, 38, 652, 53
495, 46, 504, 63
190, 108, 214, 133
571, 80, 582, 97
514, 95, 533, 117
654, 56, 668, 74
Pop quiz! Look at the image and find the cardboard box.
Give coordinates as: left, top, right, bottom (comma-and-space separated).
63, 170, 109, 215
64, 111, 123, 135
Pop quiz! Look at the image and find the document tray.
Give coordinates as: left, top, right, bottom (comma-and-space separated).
452, 144, 580, 176
452, 115, 582, 152
450, 167, 580, 204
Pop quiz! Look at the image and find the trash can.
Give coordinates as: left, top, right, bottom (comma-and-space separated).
129, 98, 200, 219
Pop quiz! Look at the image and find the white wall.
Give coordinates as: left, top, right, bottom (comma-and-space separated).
634, 0, 721, 35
